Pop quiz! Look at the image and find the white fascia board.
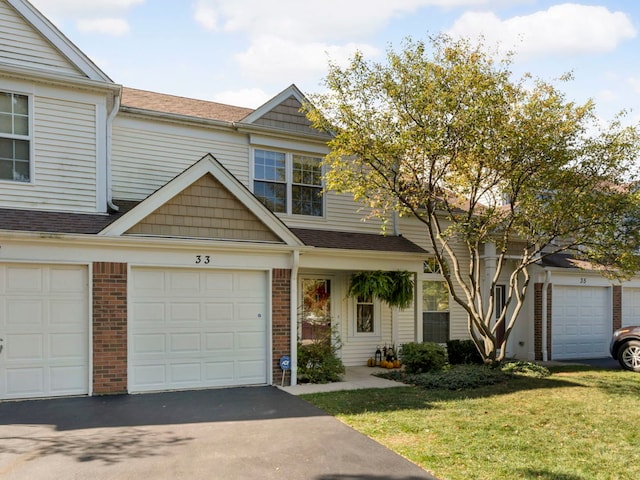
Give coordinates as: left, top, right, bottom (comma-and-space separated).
99, 154, 304, 247
7, 0, 113, 83
241, 84, 306, 124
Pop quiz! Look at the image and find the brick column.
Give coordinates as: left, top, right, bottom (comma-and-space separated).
93, 262, 128, 394
534, 283, 542, 360
613, 285, 622, 331
534, 282, 552, 361
272, 269, 291, 386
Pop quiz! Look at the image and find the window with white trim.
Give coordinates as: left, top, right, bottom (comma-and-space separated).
253, 148, 323, 216
351, 294, 380, 338
422, 259, 450, 343
0, 91, 30, 182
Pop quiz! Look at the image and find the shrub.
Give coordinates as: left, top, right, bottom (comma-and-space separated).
446, 339, 483, 365
408, 364, 509, 390
501, 361, 551, 378
400, 342, 447, 374
297, 341, 345, 384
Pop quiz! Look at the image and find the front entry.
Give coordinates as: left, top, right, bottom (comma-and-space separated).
299, 278, 331, 344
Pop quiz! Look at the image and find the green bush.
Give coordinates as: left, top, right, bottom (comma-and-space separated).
400, 342, 447, 374
408, 364, 509, 389
501, 361, 551, 378
297, 341, 345, 384
446, 339, 483, 365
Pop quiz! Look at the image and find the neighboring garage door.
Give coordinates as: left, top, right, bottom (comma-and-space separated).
622, 287, 640, 327
0, 264, 89, 400
129, 267, 269, 392
552, 285, 611, 359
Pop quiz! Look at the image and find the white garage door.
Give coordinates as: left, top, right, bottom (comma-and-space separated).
0, 264, 89, 400
622, 287, 640, 328
552, 285, 611, 359
130, 267, 268, 392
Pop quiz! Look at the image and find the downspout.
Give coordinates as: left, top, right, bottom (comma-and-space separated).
106, 90, 121, 212
541, 269, 551, 361
290, 249, 300, 385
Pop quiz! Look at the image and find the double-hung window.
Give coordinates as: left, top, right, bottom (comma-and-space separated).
253, 148, 323, 216
422, 259, 450, 343
0, 91, 30, 182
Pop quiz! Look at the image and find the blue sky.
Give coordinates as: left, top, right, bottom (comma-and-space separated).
29, 0, 640, 125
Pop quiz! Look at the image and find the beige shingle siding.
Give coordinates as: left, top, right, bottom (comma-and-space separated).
0, 1, 83, 77
253, 96, 330, 137
126, 174, 282, 242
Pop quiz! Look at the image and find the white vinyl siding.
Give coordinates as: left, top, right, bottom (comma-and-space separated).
399, 216, 469, 341
111, 118, 249, 200
0, 2, 83, 77
0, 94, 99, 212
341, 301, 393, 367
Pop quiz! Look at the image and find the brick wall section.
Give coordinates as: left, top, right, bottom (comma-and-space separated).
613, 285, 622, 331
272, 269, 291, 386
534, 283, 542, 360
93, 262, 128, 394
533, 283, 553, 360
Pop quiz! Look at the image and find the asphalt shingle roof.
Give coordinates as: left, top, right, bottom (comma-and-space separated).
290, 228, 426, 254
121, 87, 255, 123
0, 200, 139, 234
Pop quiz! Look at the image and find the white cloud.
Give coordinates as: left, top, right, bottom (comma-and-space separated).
235, 36, 379, 84
193, 1, 218, 31
193, 0, 489, 41
76, 18, 130, 36
629, 77, 640, 95
30, 0, 144, 16
30, 0, 143, 35
448, 4, 637, 57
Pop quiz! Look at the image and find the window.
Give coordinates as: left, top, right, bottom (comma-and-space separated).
253, 148, 323, 216
356, 295, 374, 333
422, 258, 450, 342
0, 92, 30, 182
422, 280, 450, 343
300, 278, 331, 344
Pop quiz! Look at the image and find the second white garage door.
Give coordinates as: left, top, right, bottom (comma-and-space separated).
552, 285, 611, 359
130, 267, 269, 392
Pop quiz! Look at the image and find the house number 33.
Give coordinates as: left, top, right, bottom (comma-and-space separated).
195, 255, 210, 264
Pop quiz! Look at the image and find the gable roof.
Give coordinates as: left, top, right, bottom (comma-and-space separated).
5, 0, 112, 83
121, 87, 254, 123
100, 153, 304, 246
239, 84, 330, 138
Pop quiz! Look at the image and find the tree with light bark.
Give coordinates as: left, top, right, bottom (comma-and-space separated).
305, 35, 640, 365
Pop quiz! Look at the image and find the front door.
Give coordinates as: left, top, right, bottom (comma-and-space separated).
299, 278, 331, 345
495, 284, 507, 347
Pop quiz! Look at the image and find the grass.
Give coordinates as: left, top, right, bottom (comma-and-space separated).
302, 365, 640, 480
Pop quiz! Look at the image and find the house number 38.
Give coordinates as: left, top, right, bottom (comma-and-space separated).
195, 255, 210, 264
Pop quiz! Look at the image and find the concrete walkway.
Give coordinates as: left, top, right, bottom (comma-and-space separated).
281, 366, 409, 395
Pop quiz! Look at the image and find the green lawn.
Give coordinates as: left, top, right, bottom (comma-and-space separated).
302, 366, 640, 480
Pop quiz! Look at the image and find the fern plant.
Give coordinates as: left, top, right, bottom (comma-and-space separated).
348, 270, 414, 309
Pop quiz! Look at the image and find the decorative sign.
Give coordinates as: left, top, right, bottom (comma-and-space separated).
280, 355, 291, 371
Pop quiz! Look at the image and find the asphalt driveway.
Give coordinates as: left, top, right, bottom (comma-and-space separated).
0, 386, 436, 480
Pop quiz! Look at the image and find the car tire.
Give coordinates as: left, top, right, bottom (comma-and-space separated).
618, 340, 640, 372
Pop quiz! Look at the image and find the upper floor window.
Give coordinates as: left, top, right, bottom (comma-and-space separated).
0, 92, 30, 182
253, 148, 323, 216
